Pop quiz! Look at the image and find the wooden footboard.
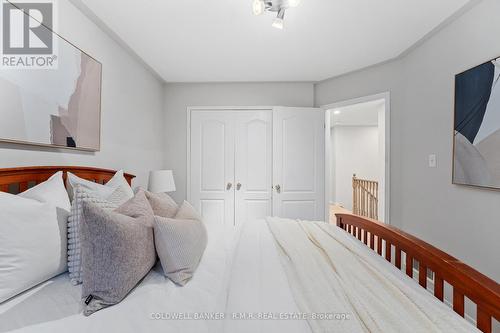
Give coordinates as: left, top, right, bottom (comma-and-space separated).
336, 213, 500, 333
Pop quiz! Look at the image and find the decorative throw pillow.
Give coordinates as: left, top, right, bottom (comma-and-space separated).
66, 170, 134, 202
0, 172, 70, 303
80, 191, 155, 316
67, 186, 125, 285
174, 200, 203, 221
154, 201, 207, 286
144, 190, 178, 218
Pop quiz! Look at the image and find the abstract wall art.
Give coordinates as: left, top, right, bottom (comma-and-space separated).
453, 57, 500, 189
0, 18, 102, 151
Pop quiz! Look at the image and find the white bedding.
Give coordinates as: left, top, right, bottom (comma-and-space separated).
266, 217, 479, 333
0, 226, 234, 333
0, 218, 478, 333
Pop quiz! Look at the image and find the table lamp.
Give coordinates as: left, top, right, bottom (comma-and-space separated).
148, 170, 176, 193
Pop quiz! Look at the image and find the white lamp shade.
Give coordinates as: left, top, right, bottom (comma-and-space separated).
148, 170, 176, 193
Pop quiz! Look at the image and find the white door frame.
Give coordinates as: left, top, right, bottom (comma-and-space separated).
321, 92, 391, 224
186, 106, 273, 203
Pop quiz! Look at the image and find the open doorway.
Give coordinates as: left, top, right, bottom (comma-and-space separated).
324, 93, 390, 224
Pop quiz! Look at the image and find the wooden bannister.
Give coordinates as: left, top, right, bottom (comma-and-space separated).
352, 174, 379, 220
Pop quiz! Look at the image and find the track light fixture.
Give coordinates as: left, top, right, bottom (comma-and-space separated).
252, 0, 301, 30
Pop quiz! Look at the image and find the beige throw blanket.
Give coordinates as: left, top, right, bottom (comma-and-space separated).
266, 217, 479, 333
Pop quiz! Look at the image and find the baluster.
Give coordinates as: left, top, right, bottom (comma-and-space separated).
357, 227, 362, 241
369, 232, 375, 250
363, 229, 368, 245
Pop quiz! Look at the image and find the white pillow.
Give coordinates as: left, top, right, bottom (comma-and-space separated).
0, 173, 70, 303
66, 170, 134, 202
20, 171, 71, 211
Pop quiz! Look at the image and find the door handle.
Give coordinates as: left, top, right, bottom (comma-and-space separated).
236, 183, 242, 191
226, 182, 232, 190
274, 184, 281, 193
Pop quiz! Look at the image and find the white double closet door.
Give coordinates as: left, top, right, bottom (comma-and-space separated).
189, 107, 324, 228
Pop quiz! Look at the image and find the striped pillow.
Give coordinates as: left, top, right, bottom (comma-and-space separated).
153, 201, 207, 286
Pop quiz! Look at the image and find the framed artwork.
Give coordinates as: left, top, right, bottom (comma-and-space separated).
0, 4, 102, 151
453, 56, 500, 189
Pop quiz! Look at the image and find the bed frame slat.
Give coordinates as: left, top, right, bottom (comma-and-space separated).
385, 240, 391, 262
453, 289, 465, 317
434, 275, 444, 301
395, 247, 401, 269
406, 254, 413, 278
477, 307, 492, 333
419, 263, 427, 289
18, 181, 28, 192
335, 213, 500, 333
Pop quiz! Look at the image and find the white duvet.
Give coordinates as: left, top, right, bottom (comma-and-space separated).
266, 217, 479, 333
0, 218, 478, 333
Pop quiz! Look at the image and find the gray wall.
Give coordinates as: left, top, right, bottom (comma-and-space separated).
163, 82, 314, 202
0, 1, 165, 188
316, 0, 500, 281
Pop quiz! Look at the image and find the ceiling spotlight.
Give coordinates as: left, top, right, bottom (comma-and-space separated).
287, 0, 301, 7
272, 8, 285, 30
252, 0, 265, 16
334, 110, 341, 115
253, 0, 300, 29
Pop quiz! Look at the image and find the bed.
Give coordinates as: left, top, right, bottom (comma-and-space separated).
0, 166, 498, 333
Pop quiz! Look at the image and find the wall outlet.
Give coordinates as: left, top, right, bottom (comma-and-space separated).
428, 154, 437, 168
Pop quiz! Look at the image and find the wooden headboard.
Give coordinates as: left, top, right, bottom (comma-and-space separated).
0, 166, 135, 194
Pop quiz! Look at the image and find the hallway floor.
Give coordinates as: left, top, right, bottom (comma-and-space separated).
329, 204, 352, 224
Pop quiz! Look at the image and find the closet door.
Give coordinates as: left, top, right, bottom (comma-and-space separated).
273, 107, 325, 221
190, 111, 235, 229
234, 110, 272, 226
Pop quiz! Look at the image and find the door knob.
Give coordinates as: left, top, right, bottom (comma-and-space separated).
236, 183, 242, 190
226, 182, 232, 190
274, 184, 281, 193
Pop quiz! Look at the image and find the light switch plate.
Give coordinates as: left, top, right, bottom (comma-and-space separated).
428, 154, 437, 168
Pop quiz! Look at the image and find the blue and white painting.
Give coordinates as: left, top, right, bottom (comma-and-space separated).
454, 57, 500, 189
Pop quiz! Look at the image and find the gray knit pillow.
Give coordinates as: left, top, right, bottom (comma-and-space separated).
81, 191, 155, 316
154, 201, 207, 286
144, 191, 178, 218
67, 187, 119, 285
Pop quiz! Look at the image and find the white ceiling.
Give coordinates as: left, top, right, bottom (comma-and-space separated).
330, 99, 384, 127
73, 0, 471, 82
